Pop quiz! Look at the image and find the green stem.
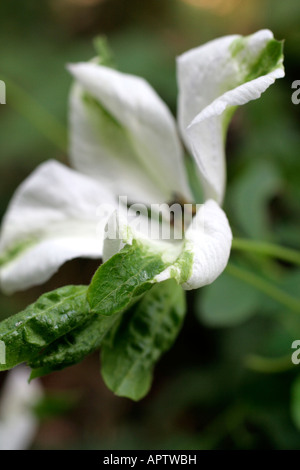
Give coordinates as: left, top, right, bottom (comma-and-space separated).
232, 238, 300, 267
245, 354, 294, 374
227, 263, 300, 314
2, 74, 67, 153
199, 403, 246, 448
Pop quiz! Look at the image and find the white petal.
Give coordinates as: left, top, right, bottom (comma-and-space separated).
102, 208, 179, 264
103, 200, 232, 291
0, 366, 42, 450
177, 29, 284, 203
0, 160, 117, 294
68, 62, 192, 204
181, 199, 232, 290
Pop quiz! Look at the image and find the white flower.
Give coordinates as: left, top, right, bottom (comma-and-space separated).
0, 366, 42, 450
0, 30, 284, 294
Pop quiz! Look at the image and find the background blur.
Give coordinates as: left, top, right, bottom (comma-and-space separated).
1, 0, 300, 450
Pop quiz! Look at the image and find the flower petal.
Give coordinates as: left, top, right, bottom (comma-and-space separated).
68, 62, 192, 204
177, 29, 284, 203
180, 199, 232, 290
0, 366, 42, 450
0, 160, 116, 294
155, 199, 232, 290
103, 199, 232, 291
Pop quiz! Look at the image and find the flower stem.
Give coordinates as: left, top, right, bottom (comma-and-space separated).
245, 354, 294, 374
227, 263, 300, 314
2, 74, 67, 153
232, 238, 300, 266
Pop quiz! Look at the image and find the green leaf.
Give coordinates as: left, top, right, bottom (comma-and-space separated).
29, 311, 119, 379
101, 279, 186, 401
87, 240, 170, 316
0, 285, 90, 371
198, 270, 261, 327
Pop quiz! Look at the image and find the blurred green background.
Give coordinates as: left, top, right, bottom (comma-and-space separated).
1, 0, 300, 450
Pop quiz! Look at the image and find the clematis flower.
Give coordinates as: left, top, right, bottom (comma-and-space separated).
0, 30, 284, 294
